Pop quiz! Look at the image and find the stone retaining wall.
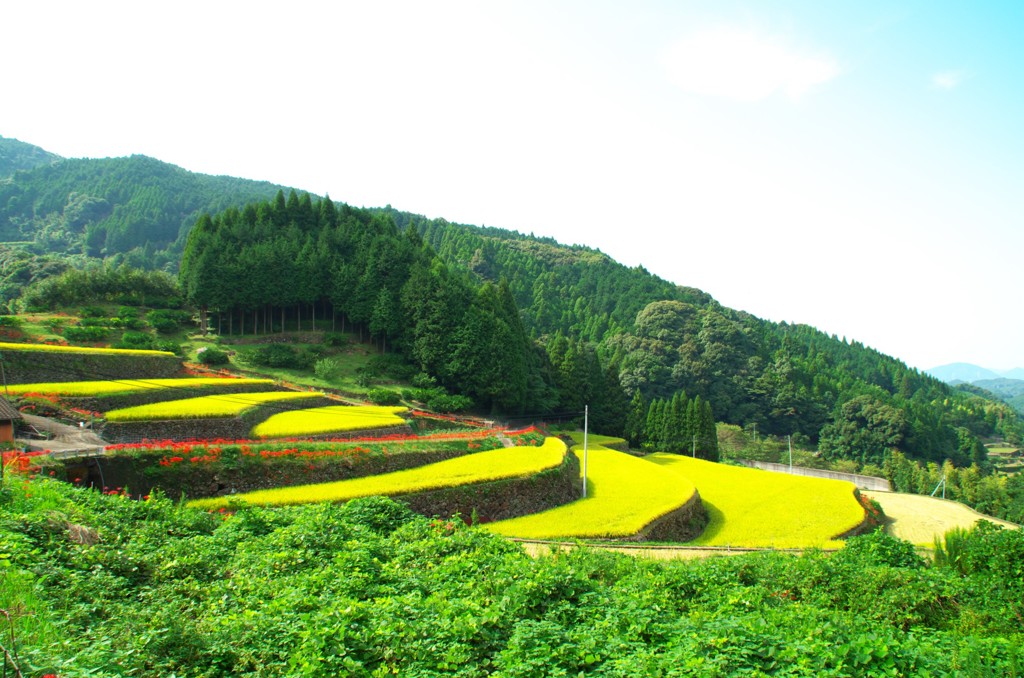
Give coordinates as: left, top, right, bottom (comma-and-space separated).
1, 349, 182, 384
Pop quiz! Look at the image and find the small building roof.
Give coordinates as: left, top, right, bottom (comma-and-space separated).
0, 397, 23, 421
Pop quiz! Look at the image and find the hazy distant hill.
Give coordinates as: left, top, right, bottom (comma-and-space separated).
927, 363, 1002, 383
973, 378, 1024, 416
0, 136, 61, 177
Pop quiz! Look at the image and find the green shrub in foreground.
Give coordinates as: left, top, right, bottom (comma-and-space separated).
2, 476, 1022, 676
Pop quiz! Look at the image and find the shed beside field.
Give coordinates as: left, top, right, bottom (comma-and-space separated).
0, 397, 23, 443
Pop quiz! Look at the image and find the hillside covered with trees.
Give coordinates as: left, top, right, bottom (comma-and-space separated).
0, 143, 287, 270
6, 138, 1021, 472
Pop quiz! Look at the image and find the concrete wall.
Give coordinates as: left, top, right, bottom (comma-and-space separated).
737, 460, 891, 491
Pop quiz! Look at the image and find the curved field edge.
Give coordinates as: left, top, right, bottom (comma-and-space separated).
485, 444, 703, 540
867, 491, 1019, 546
104, 390, 326, 421
5, 377, 275, 397
188, 437, 568, 510
252, 405, 409, 438
648, 454, 865, 549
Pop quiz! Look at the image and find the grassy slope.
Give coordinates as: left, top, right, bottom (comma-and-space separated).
649, 454, 864, 549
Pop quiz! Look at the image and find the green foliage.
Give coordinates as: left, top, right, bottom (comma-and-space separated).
115, 330, 157, 349
196, 346, 229, 365
313, 356, 343, 382
5, 142, 1017, 469
0, 135, 61, 177
835, 530, 925, 569
146, 308, 192, 334
0, 153, 285, 263
424, 392, 473, 413
2, 477, 1022, 675
61, 324, 107, 342
180, 197, 541, 413
339, 495, 418, 534
244, 343, 311, 370
366, 388, 401, 406
18, 261, 181, 311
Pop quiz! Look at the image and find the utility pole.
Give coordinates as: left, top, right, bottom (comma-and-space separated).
788, 435, 793, 472
582, 405, 589, 499
692, 434, 696, 458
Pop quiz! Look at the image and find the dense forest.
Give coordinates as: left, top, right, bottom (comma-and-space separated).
0, 148, 286, 269
5, 137, 1022, 469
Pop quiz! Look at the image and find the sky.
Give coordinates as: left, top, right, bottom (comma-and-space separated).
3, 1, 1022, 371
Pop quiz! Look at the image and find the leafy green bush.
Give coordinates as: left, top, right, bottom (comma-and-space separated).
368, 353, 416, 380
836, 529, 924, 569
63, 325, 107, 342
313, 357, 343, 382
322, 332, 350, 348
340, 496, 417, 535
247, 344, 311, 369
115, 331, 157, 350
3, 477, 1023, 676
197, 346, 229, 365
367, 388, 401, 405
426, 393, 473, 413
147, 309, 192, 334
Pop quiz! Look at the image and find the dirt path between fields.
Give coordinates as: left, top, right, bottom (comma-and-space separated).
17, 413, 108, 457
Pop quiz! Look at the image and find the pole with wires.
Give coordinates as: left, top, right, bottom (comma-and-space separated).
582, 405, 589, 499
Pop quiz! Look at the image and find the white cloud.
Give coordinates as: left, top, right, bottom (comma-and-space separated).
662, 28, 839, 101
932, 69, 968, 90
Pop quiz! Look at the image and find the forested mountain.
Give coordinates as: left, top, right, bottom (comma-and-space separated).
0, 151, 287, 269
0, 136, 61, 177
971, 379, 1024, 416
6, 138, 1021, 467
378, 209, 1021, 465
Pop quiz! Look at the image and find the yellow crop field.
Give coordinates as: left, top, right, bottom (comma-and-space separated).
486, 443, 697, 539
6, 377, 274, 397
104, 391, 323, 422
188, 437, 567, 509
866, 491, 1018, 546
566, 432, 627, 447
251, 405, 408, 438
648, 454, 864, 548
0, 341, 174, 357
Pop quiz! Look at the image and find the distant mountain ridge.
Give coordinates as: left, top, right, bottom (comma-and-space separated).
926, 363, 1024, 383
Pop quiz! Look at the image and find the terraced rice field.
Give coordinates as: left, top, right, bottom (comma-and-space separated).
6, 377, 274, 396
188, 437, 567, 509
486, 442, 697, 539
104, 391, 324, 421
251, 405, 408, 438
649, 454, 864, 549
0, 341, 174, 356
866, 491, 1019, 546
